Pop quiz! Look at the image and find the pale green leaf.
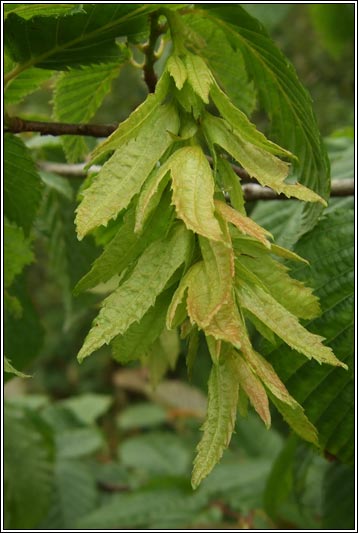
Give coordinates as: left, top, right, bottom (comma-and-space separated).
270, 244, 308, 264
237, 283, 347, 368
239, 254, 321, 319
166, 54, 187, 89
169, 146, 223, 241
184, 14, 256, 115
211, 81, 292, 158
204, 113, 325, 205
5, 68, 53, 104
203, 295, 243, 349
235, 332, 318, 445
59, 394, 111, 425
134, 163, 172, 233
235, 352, 270, 428
54, 61, 125, 162
4, 357, 30, 378
184, 53, 213, 104
192, 353, 239, 488
90, 71, 170, 161
166, 264, 198, 329
111, 289, 172, 363
76, 103, 179, 239
4, 134, 43, 235
193, 233, 234, 325
75, 190, 174, 293
215, 199, 271, 247
4, 219, 33, 288
78, 223, 192, 361
117, 403, 167, 430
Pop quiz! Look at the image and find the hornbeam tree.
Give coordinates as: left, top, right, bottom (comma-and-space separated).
4, 2, 353, 498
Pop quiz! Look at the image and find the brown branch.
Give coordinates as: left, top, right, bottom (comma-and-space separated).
141, 13, 163, 93
37, 161, 354, 199
5, 116, 116, 137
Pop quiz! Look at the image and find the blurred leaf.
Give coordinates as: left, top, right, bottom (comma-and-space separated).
4, 404, 54, 529
120, 431, 191, 477
4, 4, 159, 70
56, 427, 104, 459
77, 487, 206, 529
59, 394, 112, 425
40, 459, 98, 529
309, 4, 354, 59
264, 435, 296, 519
4, 134, 43, 235
4, 219, 33, 288
53, 61, 126, 162
4, 276, 44, 375
242, 4, 292, 30
322, 463, 355, 529
117, 403, 167, 431
4, 356, 30, 378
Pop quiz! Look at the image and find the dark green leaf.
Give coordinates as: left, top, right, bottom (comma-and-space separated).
263, 210, 354, 462
322, 463, 355, 529
4, 4, 158, 71
4, 134, 43, 234
198, 5, 330, 239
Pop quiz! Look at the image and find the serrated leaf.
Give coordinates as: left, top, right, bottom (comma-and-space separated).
198, 5, 330, 236
211, 81, 292, 158
134, 163, 171, 233
90, 71, 170, 161
184, 53, 213, 103
235, 352, 270, 428
270, 244, 308, 264
237, 282, 347, 368
170, 146, 223, 241
75, 188, 174, 293
111, 289, 172, 363
78, 223, 192, 361
5, 68, 53, 104
215, 199, 272, 247
204, 113, 325, 205
144, 328, 180, 387
184, 14, 256, 115
192, 353, 239, 488
4, 4, 159, 71
236, 335, 318, 445
4, 219, 33, 288
53, 61, 126, 162
238, 254, 321, 319
264, 210, 354, 462
76, 103, 179, 239
190, 233, 234, 326
166, 265, 197, 329
166, 54, 187, 89
4, 134, 43, 234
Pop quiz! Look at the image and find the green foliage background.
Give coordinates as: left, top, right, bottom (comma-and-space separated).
4, 3, 354, 530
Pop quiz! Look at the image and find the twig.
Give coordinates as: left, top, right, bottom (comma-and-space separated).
142, 13, 163, 93
37, 161, 354, 199
5, 116, 116, 137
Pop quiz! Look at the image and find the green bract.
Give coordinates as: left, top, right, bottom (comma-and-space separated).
74, 11, 347, 489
